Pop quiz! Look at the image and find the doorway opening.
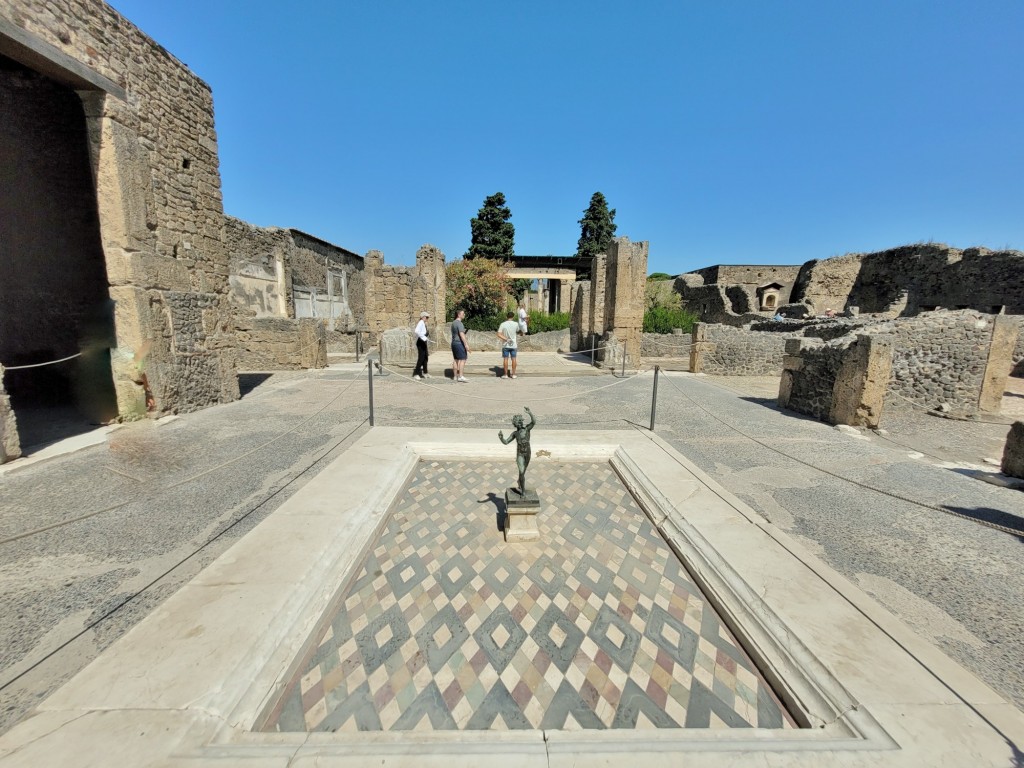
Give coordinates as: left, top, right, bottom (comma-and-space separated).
0, 54, 117, 451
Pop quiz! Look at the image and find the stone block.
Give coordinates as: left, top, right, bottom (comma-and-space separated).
1002, 422, 1024, 480
504, 488, 540, 542
785, 338, 804, 355
979, 316, 1019, 413
106, 248, 191, 291
782, 355, 803, 371
0, 367, 22, 464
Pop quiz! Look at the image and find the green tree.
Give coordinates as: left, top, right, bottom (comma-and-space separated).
509, 278, 533, 303
445, 258, 511, 322
466, 192, 515, 261
575, 192, 617, 267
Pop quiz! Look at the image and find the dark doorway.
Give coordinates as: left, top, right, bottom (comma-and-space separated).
0, 54, 117, 450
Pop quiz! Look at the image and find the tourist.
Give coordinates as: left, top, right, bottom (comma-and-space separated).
517, 304, 528, 335
413, 310, 430, 380
451, 309, 469, 383
497, 311, 520, 379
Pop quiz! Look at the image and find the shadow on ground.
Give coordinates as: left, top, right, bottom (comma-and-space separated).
238, 373, 273, 397
942, 505, 1024, 541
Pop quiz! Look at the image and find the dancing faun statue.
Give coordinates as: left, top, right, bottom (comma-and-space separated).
498, 407, 536, 494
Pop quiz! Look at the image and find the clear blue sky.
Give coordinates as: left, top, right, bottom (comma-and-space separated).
109, 0, 1024, 275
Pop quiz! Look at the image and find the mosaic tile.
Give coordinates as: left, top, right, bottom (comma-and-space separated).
268, 461, 796, 732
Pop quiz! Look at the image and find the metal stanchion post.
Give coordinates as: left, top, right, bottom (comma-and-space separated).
591, 341, 595, 367
621, 350, 626, 378
355, 331, 361, 363
367, 360, 375, 427
650, 365, 660, 431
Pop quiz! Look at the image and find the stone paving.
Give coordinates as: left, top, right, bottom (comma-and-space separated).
2, 367, 1022, 738
268, 461, 794, 732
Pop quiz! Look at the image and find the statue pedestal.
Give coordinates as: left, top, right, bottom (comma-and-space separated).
504, 488, 540, 542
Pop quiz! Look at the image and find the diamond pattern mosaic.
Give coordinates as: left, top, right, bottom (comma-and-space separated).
266, 461, 797, 732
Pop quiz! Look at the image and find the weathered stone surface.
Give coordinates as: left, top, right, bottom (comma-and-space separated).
791, 244, 1024, 317
689, 323, 799, 376
0, 367, 22, 464
829, 334, 893, 428
979, 316, 1019, 412
1001, 422, 1024, 479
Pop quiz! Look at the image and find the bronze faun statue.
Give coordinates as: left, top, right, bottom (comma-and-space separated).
498, 406, 536, 494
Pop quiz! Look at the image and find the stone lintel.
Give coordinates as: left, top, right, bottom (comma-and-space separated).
0, 16, 126, 99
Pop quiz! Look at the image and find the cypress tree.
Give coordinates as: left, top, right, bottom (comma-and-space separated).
575, 192, 617, 264
466, 192, 515, 261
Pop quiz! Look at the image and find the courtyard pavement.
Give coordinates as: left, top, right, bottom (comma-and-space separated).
0, 362, 1022, 737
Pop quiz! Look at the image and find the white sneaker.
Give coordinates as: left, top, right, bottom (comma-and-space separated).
423, 373, 432, 378
511, 374, 517, 379
413, 374, 423, 380
457, 376, 468, 382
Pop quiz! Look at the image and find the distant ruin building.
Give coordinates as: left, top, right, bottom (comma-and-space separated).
675, 265, 802, 325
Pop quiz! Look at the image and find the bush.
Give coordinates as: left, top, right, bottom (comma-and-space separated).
643, 306, 698, 334
526, 310, 570, 333
445, 258, 510, 321
463, 312, 507, 332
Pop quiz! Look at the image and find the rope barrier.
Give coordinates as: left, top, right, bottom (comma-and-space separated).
375, 364, 647, 402
657, 373, 1024, 538
2, 352, 83, 370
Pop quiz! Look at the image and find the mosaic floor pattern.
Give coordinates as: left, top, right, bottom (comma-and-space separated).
268, 461, 796, 732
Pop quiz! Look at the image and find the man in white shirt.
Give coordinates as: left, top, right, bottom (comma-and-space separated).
413, 311, 431, 379
497, 311, 520, 379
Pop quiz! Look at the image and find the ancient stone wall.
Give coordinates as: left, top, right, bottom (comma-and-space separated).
225, 218, 364, 334
791, 244, 1024, 317
361, 246, 445, 342
691, 323, 796, 376
0, 367, 20, 463
3, 0, 239, 418
235, 317, 326, 371
776, 310, 1016, 423
777, 337, 851, 422
641, 333, 691, 359
1002, 422, 1024, 480
675, 282, 766, 327
778, 335, 892, 428
869, 311, 1015, 415
225, 216, 292, 318
601, 238, 648, 366
569, 280, 591, 352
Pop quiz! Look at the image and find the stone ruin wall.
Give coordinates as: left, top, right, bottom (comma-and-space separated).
674, 281, 766, 327
225, 218, 369, 365
0, 368, 19, 462
1003, 422, 1024, 480
778, 338, 852, 422
3, 0, 240, 421
225, 216, 293, 319
778, 310, 1018, 424
235, 317, 326, 371
641, 333, 691, 359
569, 280, 591, 352
361, 246, 446, 343
792, 244, 1024, 320
691, 323, 799, 376
871, 311, 1008, 414
601, 238, 649, 367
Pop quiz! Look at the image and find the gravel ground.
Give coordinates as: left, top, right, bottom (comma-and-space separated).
0, 367, 1021, 734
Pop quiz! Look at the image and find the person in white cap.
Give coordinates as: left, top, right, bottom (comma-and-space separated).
413, 311, 431, 379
